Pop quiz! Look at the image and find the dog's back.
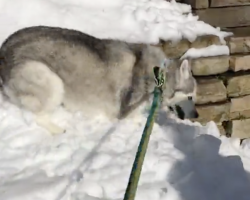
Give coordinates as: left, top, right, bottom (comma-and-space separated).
0, 26, 168, 133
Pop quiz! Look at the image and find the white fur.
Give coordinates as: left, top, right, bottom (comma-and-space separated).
3, 61, 65, 134
180, 59, 190, 80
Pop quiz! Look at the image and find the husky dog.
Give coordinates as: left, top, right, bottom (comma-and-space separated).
0, 26, 198, 134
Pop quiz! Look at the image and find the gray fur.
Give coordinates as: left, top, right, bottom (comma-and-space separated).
0, 26, 198, 134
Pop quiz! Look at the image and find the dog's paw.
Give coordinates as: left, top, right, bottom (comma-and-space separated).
47, 123, 66, 135
35, 114, 66, 135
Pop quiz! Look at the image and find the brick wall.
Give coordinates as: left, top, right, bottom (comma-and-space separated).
181, 0, 250, 35
161, 0, 250, 139
161, 34, 250, 139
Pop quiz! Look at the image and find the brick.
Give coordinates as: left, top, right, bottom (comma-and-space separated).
162, 35, 221, 59
195, 6, 250, 28
230, 95, 250, 120
195, 103, 230, 124
182, 0, 209, 9
228, 36, 250, 54
190, 35, 222, 48
196, 79, 227, 104
230, 119, 250, 139
230, 55, 250, 72
227, 75, 250, 97
223, 27, 250, 37
210, 0, 250, 7
191, 56, 229, 76
163, 40, 190, 59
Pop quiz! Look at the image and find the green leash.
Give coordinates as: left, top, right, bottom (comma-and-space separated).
123, 66, 166, 200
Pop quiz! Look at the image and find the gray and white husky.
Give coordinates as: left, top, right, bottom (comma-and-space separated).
0, 26, 198, 134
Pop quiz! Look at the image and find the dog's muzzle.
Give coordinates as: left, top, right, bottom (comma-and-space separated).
170, 99, 199, 120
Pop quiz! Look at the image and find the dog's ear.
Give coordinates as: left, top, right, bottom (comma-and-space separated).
180, 59, 191, 79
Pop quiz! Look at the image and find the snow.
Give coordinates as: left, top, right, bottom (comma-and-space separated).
181, 45, 230, 60
0, 0, 232, 45
1, 93, 250, 200
0, 0, 250, 200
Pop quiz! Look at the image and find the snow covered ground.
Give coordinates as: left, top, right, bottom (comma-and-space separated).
0, 0, 249, 200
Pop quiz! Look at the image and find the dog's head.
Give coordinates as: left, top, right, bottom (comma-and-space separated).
162, 59, 199, 120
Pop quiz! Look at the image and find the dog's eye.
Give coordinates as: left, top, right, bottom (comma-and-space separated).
188, 96, 192, 100
168, 106, 174, 111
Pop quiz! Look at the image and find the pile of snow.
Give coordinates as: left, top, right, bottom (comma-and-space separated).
0, 0, 249, 200
0, 0, 231, 45
0, 90, 250, 200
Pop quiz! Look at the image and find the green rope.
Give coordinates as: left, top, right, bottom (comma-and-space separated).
123, 66, 165, 200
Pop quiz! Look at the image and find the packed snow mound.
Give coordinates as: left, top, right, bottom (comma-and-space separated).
0, 92, 250, 200
0, 0, 231, 45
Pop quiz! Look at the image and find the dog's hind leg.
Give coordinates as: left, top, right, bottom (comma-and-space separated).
3, 61, 65, 134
